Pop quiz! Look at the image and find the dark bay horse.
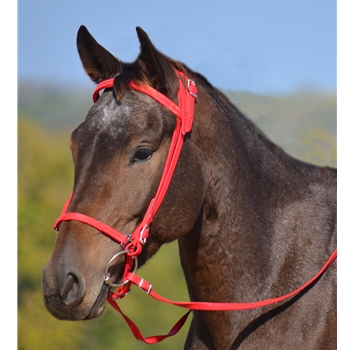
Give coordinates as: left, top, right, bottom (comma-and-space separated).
42, 25, 337, 349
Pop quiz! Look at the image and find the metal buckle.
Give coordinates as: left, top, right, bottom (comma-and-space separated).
112, 289, 131, 300
104, 250, 138, 287
120, 234, 133, 250
139, 225, 150, 245
187, 79, 197, 98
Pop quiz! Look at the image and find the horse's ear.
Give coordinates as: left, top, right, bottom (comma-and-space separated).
76, 25, 122, 83
136, 27, 178, 98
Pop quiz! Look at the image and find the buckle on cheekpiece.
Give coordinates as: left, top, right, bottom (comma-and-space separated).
187, 79, 197, 98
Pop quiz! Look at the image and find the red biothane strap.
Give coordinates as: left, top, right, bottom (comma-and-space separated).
93, 73, 196, 135
55, 212, 129, 245
92, 79, 115, 103
130, 81, 181, 119
125, 249, 337, 311
53, 192, 129, 245
107, 249, 336, 343
107, 294, 192, 344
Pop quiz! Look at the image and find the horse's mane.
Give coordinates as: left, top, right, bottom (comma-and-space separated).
169, 57, 269, 135
170, 57, 337, 184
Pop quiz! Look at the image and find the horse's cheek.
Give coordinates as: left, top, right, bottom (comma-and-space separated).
164, 146, 204, 238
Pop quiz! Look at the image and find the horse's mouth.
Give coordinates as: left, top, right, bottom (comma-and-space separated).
85, 263, 125, 320
85, 283, 110, 320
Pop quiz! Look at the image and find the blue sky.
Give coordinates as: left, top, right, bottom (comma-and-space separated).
18, 0, 336, 94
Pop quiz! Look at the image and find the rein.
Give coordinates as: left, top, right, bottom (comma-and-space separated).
54, 70, 337, 344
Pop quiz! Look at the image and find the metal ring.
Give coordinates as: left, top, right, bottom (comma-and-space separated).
104, 250, 138, 288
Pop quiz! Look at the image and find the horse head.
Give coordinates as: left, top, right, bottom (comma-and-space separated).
42, 26, 204, 320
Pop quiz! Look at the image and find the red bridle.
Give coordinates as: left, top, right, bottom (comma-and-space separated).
54, 69, 197, 298
54, 70, 337, 344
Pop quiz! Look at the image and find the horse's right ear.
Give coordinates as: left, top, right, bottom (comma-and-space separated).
76, 25, 122, 83
135, 27, 178, 100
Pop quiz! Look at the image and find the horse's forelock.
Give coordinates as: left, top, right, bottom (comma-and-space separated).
111, 57, 191, 101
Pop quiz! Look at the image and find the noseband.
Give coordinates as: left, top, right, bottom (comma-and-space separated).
54, 69, 197, 298
53, 70, 337, 344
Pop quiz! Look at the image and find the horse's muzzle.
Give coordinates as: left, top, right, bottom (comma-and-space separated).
41, 264, 107, 320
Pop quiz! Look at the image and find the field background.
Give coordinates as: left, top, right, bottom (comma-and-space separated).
18, 81, 336, 350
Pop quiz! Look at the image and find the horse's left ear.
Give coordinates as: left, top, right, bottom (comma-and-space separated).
77, 25, 122, 83
136, 27, 178, 99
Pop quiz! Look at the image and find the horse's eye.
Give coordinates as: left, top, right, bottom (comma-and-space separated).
133, 148, 153, 163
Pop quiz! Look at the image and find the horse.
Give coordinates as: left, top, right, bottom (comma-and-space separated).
42, 25, 337, 349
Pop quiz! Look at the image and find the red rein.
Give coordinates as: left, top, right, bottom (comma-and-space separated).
54, 70, 337, 344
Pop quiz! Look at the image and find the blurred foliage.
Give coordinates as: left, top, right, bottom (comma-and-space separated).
18, 83, 336, 349
18, 81, 91, 130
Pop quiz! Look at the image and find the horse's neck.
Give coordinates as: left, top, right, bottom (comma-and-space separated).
179, 86, 336, 305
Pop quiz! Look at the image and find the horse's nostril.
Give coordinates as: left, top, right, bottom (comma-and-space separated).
60, 272, 85, 306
